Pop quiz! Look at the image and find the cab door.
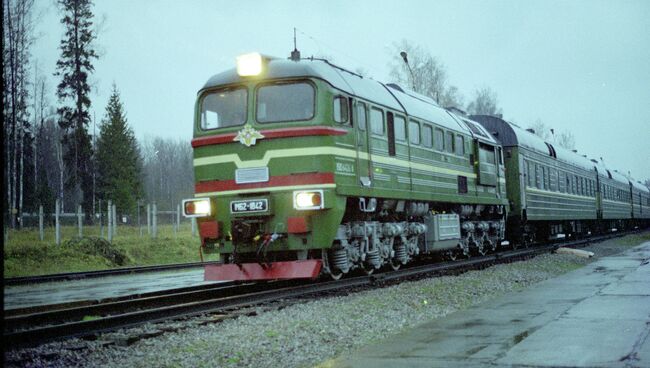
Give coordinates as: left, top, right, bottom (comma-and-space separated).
355, 101, 372, 187
475, 140, 498, 186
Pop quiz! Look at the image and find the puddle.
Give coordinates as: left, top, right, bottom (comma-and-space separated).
511, 326, 540, 346
512, 330, 529, 344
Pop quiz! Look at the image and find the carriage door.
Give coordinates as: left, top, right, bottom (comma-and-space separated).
520, 155, 528, 209
355, 102, 372, 187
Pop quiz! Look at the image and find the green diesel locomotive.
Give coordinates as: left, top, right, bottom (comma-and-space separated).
184, 52, 649, 281
185, 53, 508, 280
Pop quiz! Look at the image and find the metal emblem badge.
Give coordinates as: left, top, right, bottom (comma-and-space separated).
234, 124, 264, 147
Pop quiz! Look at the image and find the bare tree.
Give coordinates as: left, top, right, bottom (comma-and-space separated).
3, 0, 36, 227
527, 119, 551, 141
140, 136, 194, 210
388, 39, 463, 108
526, 118, 576, 150
555, 131, 576, 150
466, 87, 502, 116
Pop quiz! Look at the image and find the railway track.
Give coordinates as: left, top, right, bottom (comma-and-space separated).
3, 232, 627, 350
4, 261, 221, 286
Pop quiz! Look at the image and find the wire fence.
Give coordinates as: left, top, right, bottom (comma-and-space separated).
7, 199, 198, 245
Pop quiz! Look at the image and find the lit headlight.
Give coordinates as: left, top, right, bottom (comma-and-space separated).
293, 190, 324, 210
182, 198, 212, 217
236, 52, 263, 76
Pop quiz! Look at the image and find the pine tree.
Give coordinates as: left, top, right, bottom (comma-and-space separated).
95, 84, 143, 217
54, 0, 97, 219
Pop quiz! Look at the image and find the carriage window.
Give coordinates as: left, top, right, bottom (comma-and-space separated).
257, 82, 314, 123
527, 161, 535, 187
572, 175, 577, 194
445, 132, 454, 153
434, 128, 444, 151
333, 96, 349, 124
542, 167, 548, 190
200, 87, 247, 129
370, 108, 384, 135
535, 164, 542, 189
550, 168, 557, 191
394, 116, 406, 141
455, 135, 464, 155
409, 121, 420, 145
357, 103, 367, 130
422, 124, 433, 148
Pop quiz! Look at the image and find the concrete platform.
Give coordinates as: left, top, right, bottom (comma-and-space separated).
325, 242, 650, 368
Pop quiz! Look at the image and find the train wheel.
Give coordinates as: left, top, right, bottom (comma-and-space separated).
389, 259, 401, 271
477, 242, 488, 256
360, 262, 375, 275
329, 268, 344, 280
447, 250, 459, 261
322, 249, 345, 280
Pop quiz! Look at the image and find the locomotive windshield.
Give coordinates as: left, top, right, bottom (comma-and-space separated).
200, 87, 247, 130
256, 82, 314, 123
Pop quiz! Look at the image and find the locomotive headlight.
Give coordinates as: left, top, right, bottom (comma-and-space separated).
293, 190, 324, 210
182, 198, 212, 217
236, 52, 263, 76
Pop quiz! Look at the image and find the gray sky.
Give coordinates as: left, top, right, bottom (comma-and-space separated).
33, 0, 650, 180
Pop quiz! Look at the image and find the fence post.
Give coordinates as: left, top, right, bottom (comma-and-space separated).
39, 205, 44, 241
99, 199, 103, 238
112, 204, 117, 236
77, 205, 83, 238
177, 203, 181, 234
172, 206, 176, 239
147, 203, 151, 235
191, 217, 197, 237
55, 199, 61, 246
107, 200, 113, 243
152, 202, 157, 239
138, 202, 142, 237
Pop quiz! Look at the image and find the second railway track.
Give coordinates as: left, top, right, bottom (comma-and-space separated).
3, 233, 624, 350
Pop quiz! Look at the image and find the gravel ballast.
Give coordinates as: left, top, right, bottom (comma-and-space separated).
5, 233, 648, 368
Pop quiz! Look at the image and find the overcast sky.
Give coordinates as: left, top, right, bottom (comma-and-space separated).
32, 0, 649, 180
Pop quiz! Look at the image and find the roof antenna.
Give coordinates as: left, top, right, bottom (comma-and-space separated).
290, 27, 301, 61
400, 51, 417, 92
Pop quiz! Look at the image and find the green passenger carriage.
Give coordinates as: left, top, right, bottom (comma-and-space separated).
471, 114, 648, 242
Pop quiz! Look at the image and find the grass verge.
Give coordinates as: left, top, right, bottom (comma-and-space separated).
3, 223, 217, 278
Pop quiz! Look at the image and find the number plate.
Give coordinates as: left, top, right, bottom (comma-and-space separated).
230, 199, 268, 214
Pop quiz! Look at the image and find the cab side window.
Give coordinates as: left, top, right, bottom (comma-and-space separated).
357, 103, 367, 131
333, 96, 349, 124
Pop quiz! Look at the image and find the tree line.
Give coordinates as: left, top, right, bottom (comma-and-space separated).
3, 3, 646, 229
387, 39, 576, 150
2, 0, 193, 228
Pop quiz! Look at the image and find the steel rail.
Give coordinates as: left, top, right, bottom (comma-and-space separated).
4, 261, 221, 286
4, 281, 239, 317
4, 231, 629, 350
3, 279, 304, 331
